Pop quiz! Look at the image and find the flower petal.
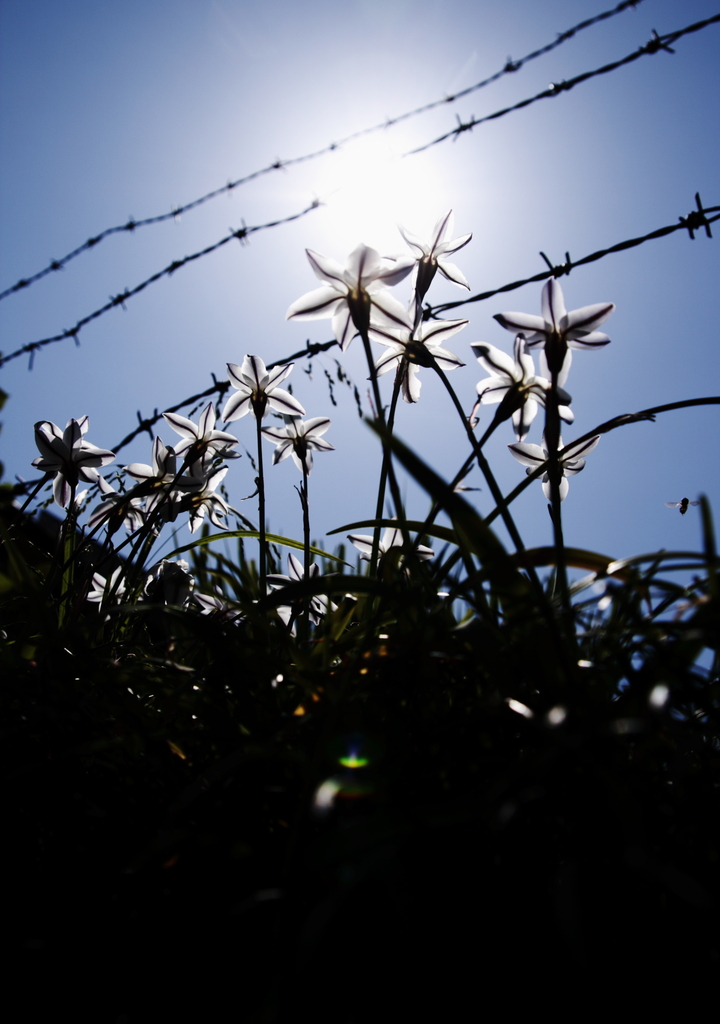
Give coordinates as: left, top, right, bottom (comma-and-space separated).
564, 302, 615, 335
306, 249, 347, 285
286, 286, 343, 321
430, 345, 464, 371
567, 331, 611, 350
397, 224, 428, 258
267, 389, 306, 418
419, 318, 468, 344
402, 364, 422, 403
541, 278, 567, 331
430, 210, 453, 250
494, 312, 546, 336
471, 342, 516, 380
374, 255, 415, 286
436, 232, 472, 257
437, 260, 469, 289
369, 289, 413, 330
508, 442, 546, 469
332, 305, 355, 351
345, 243, 382, 287
163, 411, 199, 440
222, 391, 252, 422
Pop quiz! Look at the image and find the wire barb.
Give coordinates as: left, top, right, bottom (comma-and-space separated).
539, 252, 572, 277
679, 193, 714, 240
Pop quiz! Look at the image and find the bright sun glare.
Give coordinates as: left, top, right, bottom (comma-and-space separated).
314, 133, 444, 252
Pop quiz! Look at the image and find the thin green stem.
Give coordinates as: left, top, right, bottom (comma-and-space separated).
256, 412, 267, 592
432, 364, 529, 561
422, 409, 504, 534
372, 366, 404, 563
545, 366, 570, 615
358, 329, 407, 577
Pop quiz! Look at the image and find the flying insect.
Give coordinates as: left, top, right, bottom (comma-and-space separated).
665, 498, 699, 515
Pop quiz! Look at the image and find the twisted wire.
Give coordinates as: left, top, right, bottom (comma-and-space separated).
106, 196, 717, 457
407, 13, 720, 155
0, 200, 321, 370
0, 0, 644, 303
426, 195, 718, 316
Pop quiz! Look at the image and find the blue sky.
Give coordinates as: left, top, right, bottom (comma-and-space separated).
1, 0, 719, 572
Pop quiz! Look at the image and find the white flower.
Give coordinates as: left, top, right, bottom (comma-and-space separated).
163, 402, 239, 470
86, 566, 126, 604
144, 559, 195, 605
87, 475, 145, 534
508, 432, 600, 501
348, 524, 434, 562
267, 552, 337, 629
262, 416, 334, 474
286, 244, 414, 352
221, 355, 306, 422
194, 589, 244, 626
494, 278, 615, 385
398, 209, 472, 302
123, 437, 203, 516
178, 464, 232, 533
32, 416, 115, 509
471, 336, 573, 441
369, 318, 467, 404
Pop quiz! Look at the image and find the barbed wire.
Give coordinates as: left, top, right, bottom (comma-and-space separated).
106, 194, 717, 457
426, 193, 718, 316
4, 190, 715, 377
0, 0, 644, 304
0, 200, 321, 370
407, 13, 720, 155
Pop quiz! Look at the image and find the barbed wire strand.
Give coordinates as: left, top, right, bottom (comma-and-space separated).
427, 194, 718, 316
407, 13, 720, 155
0, 0, 645, 304
3, 185, 715, 376
0, 200, 321, 370
107, 195, 718, 457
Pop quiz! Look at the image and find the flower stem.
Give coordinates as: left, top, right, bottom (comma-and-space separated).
371, 367, 404, 570
256, 412, 267, 593
432, 363, 532, 565
299, 466, 311, 641
359, 329, 405, 576
544, 362, 570, 616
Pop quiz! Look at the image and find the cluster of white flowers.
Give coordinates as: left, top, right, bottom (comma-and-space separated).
287, 211, 472, 405
480, 277, 615, 500
31, 207, 618, 630
33, 359, 336, 528
32, 357, 337, 624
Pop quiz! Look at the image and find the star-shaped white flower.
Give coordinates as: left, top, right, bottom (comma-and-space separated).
194, 589, 244, 626
176, 464, 232, 533
144, 559, 195, 606
267, 552, 337, 629
123, 437, 203, 516
262, 416, 334, 474
221, 355, 306, 422
163, 402, 239, 470
286, 244, 414, 352
494, 278, 615, 385
87, 475, 145, 534
32, 416, 115, 509
471, 336, 573, 441
369, 318, 467, 403
86, 566, 126, 605
508, 432, 600, 501
398, 210, 472, 303
348, 524, 434, 562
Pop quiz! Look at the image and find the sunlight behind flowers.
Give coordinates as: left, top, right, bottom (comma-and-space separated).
313, 133, 446, 250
